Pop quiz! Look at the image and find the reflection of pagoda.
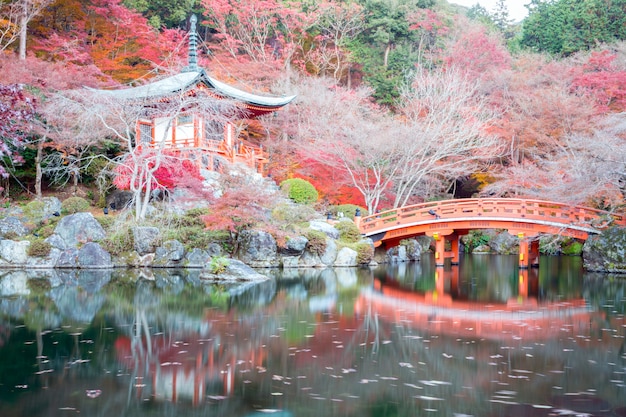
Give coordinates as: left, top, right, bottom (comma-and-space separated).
91, 15, 295, 174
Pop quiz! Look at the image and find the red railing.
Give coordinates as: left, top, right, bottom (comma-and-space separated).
360, 198, 626, 235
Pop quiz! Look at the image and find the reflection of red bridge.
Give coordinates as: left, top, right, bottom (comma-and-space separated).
354, 277, 599, 342
356, 198, 626, 268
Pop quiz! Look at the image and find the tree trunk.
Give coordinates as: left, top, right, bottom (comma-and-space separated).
34, 136, 45, 199
19, 1, 27, 60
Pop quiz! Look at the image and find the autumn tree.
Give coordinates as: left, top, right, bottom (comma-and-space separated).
65, 79, 237, 222
0, 83, 36, 182
483, 113, 626, 211
0, 0, 52, 58
304, 1, 365, 85
201, 0, 309, 67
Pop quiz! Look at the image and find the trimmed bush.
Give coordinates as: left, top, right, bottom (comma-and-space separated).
280, 178, 319, 204
355, 241, 374, 264
101, 228, 135, 256
335, 220, 361, 244
272, 203, 317, 224
22, 200, 46, 219
305, 229, 327, 255
27, 239, 52, 257
61, 196, 91, 214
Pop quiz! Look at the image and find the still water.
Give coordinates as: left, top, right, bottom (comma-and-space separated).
0, 255, 624, 417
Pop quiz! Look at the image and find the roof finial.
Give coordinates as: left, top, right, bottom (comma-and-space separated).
182, 14, 199, 73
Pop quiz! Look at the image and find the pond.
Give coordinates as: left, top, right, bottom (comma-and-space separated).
0, 255, 624, 417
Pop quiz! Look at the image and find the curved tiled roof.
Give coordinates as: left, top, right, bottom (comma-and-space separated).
88, 70, 296, 109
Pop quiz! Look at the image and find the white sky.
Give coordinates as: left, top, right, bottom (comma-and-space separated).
451, 0, 529, 22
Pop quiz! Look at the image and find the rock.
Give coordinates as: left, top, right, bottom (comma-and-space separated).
185, 248, 210, 268
473, 244, 491, 254
154, 240, 186, 266
107, 190, 133, 211
56, 249, 79, 268
200, 259, 270, 281
298, 250, 323, 268
388, 245, 408, 263
334, 247, 358, 267
26, 247, 62, 268
46, 234, 69, 250
309, 220, 340, 239
403, 238, 423, 260
0, 216, 29, 238
490, 231, 519, 255
54, 212, 106, 247
281, 236, 308, 256
206, 242, 223, 257
0, 240, 30, 265
320, 238, 338, 266
235, 230, 279, 268
583, 227, 626, 272
77, 242, 113, 268
133, 226, 161, 255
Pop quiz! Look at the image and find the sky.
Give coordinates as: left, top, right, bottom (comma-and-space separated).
451, 0, 529, 22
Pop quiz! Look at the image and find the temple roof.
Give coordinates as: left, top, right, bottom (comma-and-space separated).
88, 70, 296, 109
87, 14, 295, 115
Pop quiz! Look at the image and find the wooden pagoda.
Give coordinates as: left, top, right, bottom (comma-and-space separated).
90, 15, 295, 174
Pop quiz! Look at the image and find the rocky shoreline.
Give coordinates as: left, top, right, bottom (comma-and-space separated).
0, 196, 624, 276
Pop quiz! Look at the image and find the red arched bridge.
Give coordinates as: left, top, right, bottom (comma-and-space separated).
355, 198, 626, 268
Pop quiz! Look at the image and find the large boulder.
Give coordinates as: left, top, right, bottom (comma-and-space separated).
133, 226, 161, 255
154, 240, 186, 267
280, 236, 308, 256
235, 230, 279, 268
334, 247, 358, 267
0, 216, 29, 238
583, 227, 626, 273
0, 240, 30, 266
320, 238, 338, 266
309, 220, 340, 240
200, 259, 270, 281
77, 242, 113, 268
54, 212, 106, 247
489, 231, 519, 255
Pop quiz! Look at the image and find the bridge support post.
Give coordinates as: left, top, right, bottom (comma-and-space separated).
450, 235, 460, 265
518, 236, 539, 269
434, 234, 446, 268
433, 233, 460, 267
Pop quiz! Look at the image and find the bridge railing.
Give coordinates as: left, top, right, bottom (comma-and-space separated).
359, 198, 626, 234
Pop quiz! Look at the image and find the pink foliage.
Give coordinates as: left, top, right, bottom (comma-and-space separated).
444, 27, 510, 80
571, 50, 626, 113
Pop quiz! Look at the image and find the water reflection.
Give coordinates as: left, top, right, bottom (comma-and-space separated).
0, 257, 624, 417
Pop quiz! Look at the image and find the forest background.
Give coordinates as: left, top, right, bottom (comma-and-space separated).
0, 0, 625, 220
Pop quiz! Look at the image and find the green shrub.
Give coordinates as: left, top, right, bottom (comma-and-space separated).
305, 229, 327, 255
101, 228, 135, 256
562, 239, 583, 256
27, 239, 52, 257
280, 178, 319, 204
355, 241, 374, 264
464, 230, 491, 252
329, 204, 368, 219
61, 196, 91, 214
209, 256, 230, 274
272, 203, 317, 224
335, 220, 362, 244
164, 226, 228, 252
96, 215, 116, 231
22, 200, 46, 219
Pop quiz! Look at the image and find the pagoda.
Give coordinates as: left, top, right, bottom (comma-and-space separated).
90, 15, 295, 174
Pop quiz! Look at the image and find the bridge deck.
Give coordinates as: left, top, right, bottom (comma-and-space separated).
359, 198, 625, 241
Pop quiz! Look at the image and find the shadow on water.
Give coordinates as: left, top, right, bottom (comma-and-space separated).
0, 258, 622, 417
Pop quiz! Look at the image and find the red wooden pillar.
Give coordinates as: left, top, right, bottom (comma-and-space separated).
518, 234, 540, 269
434, 233, 446, 268
450, 234, 460, 265
519, 238, 530, 269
